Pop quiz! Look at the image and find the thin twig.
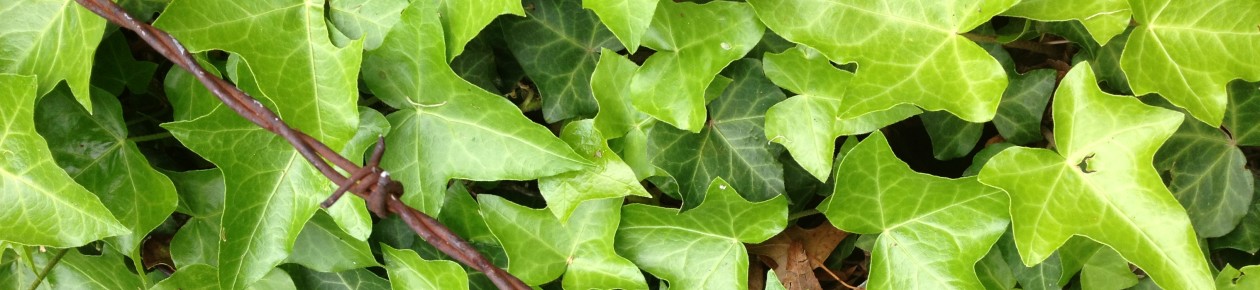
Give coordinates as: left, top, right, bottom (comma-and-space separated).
72, 1, 529, 289
126, 132, 172, 143
27, 248, 69, 290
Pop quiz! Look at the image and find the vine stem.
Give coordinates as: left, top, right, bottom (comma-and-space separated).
26, 248, 69, 290
127, 132, 172, 143
72, 0, 529, 289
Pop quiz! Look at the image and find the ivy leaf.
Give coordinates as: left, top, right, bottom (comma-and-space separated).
818, 131, 1009, 289
763, 46, 920, 181
151, 264, 218, 290
166, 169, 224, 268
381, 245, 468, 290
155, 0, 363, 148
649, 59, 785, 207
503, 0, 623, 123
34, 87, 178, 256
591, 48, 645, 140
328, 0, 409, 50
1001, 0, 1131, 44
583, 0, 656, 53
436, 0, 522, 61
1121, 0, 1260, 125
1214, 185, 1260, 254
283, 265, 390, 290
1218, 265, 1260, 289
977, 63, 1213, 289
285, 212, 378, 272
1226, 81, 1260, 146
0, 74, 126, 247
1060, 239, 1139, 290
1154, 114, 1254, 238
480, 197, 646, 288
42, 249, 145, 289
363, 0, 590, 214
616, 178, 787, 289
993, 69, 1056, 145
920, 111, 984, 160
91, 33, 158, 96
0, 0, 106, 110
629, 0, 764, 132
164, 54, 224, 122
539, 120, 650, 221
996, 230, 1062, 290
749, 0, 1014, 123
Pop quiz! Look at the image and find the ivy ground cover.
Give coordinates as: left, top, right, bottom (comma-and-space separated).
2, 0, 1260, 289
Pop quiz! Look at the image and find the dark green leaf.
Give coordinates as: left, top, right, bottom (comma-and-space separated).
1155, 115, 1254, 238
920, 111, 983, 160
993, 69, 1056, 145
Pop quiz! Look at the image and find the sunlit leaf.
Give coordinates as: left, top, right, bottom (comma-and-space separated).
583, 0, 656, 53
1218, 265, 1260, 289
629, 0, 764, 132
285, 212, 378, 272
1121, 0, 1260, 125
539, 120, 649, 221
328, 0, 408, 50
819, 131, 1009, 289
649, 60, 785, 207
363, 0, 590, 214
1002, 0, 1131, 44
978, 63, 1212, 289
436, 0, 523, 62
0, 0, 106, 110
381, 245, 468, 290
616, 178, 787, 289
749, 0, 1014, 123
0, 74, 127, 247
503, 0, 623, 123
152, 264, 218, 290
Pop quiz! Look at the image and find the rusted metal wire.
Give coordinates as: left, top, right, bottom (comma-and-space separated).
73, 1, 528, 288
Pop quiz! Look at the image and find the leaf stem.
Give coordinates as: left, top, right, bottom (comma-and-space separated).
788, 209, 821, 221
126, 132, 172, 143
130, 247, 148, 288
27, 248, 69, 290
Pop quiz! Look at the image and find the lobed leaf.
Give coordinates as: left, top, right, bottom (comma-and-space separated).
539, 120, 650, 222
583, 0, 656, 53
1001, 0, 1131, 44
0, 0, 106, 110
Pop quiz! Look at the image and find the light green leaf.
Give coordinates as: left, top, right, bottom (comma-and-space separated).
763, 46, 920, 181
34, 87, 177, 256
994, 69, 1056, 145
921, 111, 984, 160
247, 267, 297, 290
649, 59, 785, 208
152, 264, 218, 290
326, 108, 392, 241
616, 178, 787, 290
977, 63, 1212, 289
481, 197, 645, 288
1218, 265, 1260, 289
749, 0, 1014, 123
765, 270, 787, 290
1002, 0, 1131, 44
164, 54, 224, 122
42, 249, 145, 289
381, 245, 468, 290
1121, 0, 1260, 125
503, 0, 623, 123
583, 0, 656, 53
116, 0, 167, 22
629, 0, 764, 132
363, 0, 590, 214
1071, 241, 1139, 290
819, 131, 1009, 289
1214, 185, 1260, 254
155, 0, 362, 149
1155, 113, 1254, 238
591, 48, 645, 140
0, 0, 106, 111
285, 212, 378, 272
328, 0, 409, 50
0, 74, 127, 247
1226, 81, 1260, 146
438, 184, 499, 244
437, 0, 523, 61
164, 103, 334, 289
283, 265, 390, 290
540, 120, 650, 221
166, 169, 224, 268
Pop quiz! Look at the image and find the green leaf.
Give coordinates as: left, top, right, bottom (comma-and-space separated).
993, 69, 1056, 145
765, 270, 787, 290
363, 0, 590, 214
436, 0, 523, 62
91, 33, 158, 96
818, 131, 1009, 289
328, 0, 409, 50
629, 0, 764, 132
155, 0, 363, 148
616, 178, 787, 290
34, 87, 177, 255
649, 59, 785, 208
283, 265, 390, 290
996, 230, 1062, 290
763, 46, 920, 181
152, 264, 218, 290
1218, 265, 1260, 289
164, 102, 336, 289
591, 48, 645, 140
1155, 114, 1254, 238
164, 54, 224, 122
480, 196, 645, 288
920, 111, 984, 160
0, 0, 106, 111
381, 245, 468, 290
749, 0, 1014, 123
166, 169, 224, 268
0, 74, 127, 247
502, 0, 623, 123
975, 249, 1015, 290
115, 0, 167, 22
977, 63, 1213, 289
539, 120, 650, 221
1001, 0, 1131, 44
43, 250, 145, 289
583, 0, 656, 53
1120, 0, 1260, 125
1073, 241, 1139, 290
1214, 184, 1260, 254
1226, 81, 1260, 146
285, 212, 378, 272
326, 108, 392, 241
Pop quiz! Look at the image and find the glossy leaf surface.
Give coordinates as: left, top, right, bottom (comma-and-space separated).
0, 0, 106, 110
539, 120, 649, 221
